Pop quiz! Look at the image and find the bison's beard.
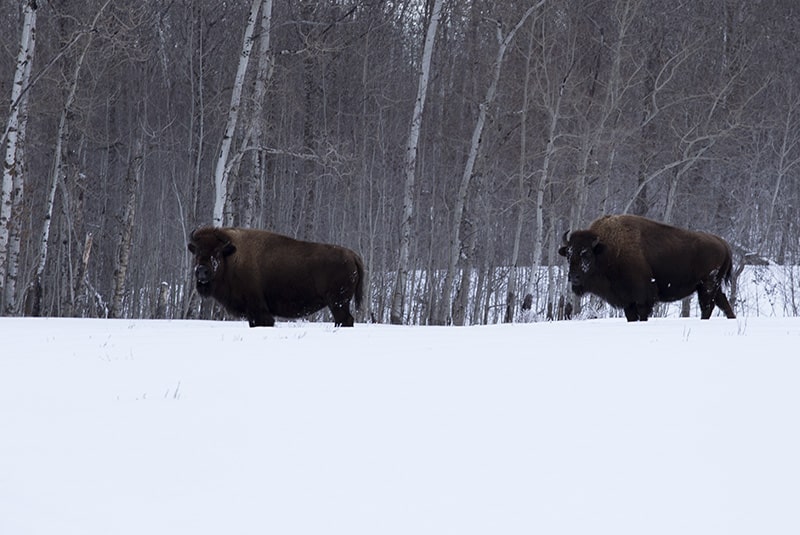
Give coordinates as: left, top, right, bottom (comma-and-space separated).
196, 280, 213, 297
571, 284, 586, 296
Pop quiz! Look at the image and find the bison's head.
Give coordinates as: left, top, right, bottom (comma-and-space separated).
558, 230, 606, 295
187, 228, 236, 296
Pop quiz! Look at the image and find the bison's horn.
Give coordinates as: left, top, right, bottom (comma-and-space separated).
562, 230, 570, 244
592, 235, 601, 248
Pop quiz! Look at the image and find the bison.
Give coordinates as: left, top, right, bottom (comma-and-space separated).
558, 214, 736, 321
187, 227, 364, 327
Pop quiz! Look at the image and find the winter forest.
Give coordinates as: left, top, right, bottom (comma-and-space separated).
0, 0, 798, 325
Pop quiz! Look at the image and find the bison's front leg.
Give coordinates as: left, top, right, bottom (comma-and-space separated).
623, 305, 641, 322
697, 284, 718, 319
248, 316, 275, 327
330, 301, 355, 327
623, 302, 652, 321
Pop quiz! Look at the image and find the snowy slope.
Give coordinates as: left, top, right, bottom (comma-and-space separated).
2, 317, 800, 535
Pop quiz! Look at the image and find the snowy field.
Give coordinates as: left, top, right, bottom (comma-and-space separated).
3, 315, 800, 535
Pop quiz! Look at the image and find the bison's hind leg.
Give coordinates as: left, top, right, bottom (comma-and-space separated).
697, 268, 736, 319
697, 280, 735, 319
715, 292, 736, 319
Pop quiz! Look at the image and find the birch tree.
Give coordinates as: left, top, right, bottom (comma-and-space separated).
3, 83, 33, 315
212, 0, 261, 226
442, 2, 542, 325
0, 0, 36, 309
390, 0, 443, 325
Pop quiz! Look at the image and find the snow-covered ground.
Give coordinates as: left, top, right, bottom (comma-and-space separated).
3, 315, 800, 535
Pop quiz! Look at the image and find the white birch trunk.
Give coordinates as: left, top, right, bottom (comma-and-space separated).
1, 0, 36, 303
443, 2, 541, 324
390, 0, 443, 325
3, 79, 33, 315
212, 0, 261, 226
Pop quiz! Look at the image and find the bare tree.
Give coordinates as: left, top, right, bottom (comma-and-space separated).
504, 13, 537, 323
763, 89, 800, 254
442, 2, 541, 325
29, 0, 112, 316
241, 0, 274, 228
524, 12, 575, 317
212, 0, 261, 226
390, 0, 443, 325
110, 138, 143, 318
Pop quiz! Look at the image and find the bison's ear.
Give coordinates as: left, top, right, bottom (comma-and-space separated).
221, 241, 236, 256
558, 246, 568, 257
188, 243, 196, 254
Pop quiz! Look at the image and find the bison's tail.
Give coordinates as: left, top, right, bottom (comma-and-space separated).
354, 253, 365, 311
722, 242, 734, 288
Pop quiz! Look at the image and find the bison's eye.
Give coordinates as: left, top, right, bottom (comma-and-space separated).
579, 249, 593, 272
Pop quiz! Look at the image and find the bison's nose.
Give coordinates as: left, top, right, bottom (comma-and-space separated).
568, 272, 583, 286
195, 265, 211, 284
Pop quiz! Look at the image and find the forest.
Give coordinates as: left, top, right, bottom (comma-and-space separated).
0, 0, 798, 325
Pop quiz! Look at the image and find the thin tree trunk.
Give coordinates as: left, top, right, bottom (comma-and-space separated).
390, 0, 443, 325
242, 0, 274, 228
155, 281, 170, 319
188, 1, 205, 226
72, 232, 93, 317
1, 0, 36, 308
524, 9, 572, 319
526, 73, 567, 305
212, 0, 261, 226
442, 2, 541, 324
505, 15, 536, 323
111, 139, 144, 318
453, 223, 476, 325
631, 32, 662, 217
764, 94, 800, 248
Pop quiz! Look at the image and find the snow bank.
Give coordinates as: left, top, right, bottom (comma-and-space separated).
2, 317, 800, 534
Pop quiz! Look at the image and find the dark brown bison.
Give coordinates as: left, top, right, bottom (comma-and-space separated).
187, 227, 364, 327
558, 214, 736, 321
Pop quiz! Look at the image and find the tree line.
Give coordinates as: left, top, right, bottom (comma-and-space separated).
1, 0, 798, 324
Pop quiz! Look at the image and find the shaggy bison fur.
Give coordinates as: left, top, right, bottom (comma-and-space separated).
188, 227, 364, 327
558, 214, 736, 321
